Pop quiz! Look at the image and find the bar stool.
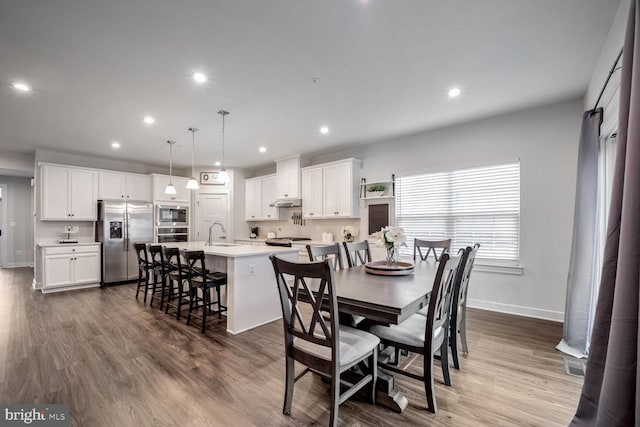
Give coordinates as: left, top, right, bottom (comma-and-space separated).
134, 243, 152, 303
184, 250, 228, 334
163, 247, 191, 320
148, 245, 170, 309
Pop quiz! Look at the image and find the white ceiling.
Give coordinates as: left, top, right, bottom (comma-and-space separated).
0, 0, 620, 169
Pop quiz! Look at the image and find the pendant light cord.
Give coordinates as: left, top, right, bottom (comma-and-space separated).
218, 110, 229, 169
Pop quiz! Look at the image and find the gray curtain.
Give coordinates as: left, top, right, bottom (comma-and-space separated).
558, 108, 602, 358
572, 0, 640, 425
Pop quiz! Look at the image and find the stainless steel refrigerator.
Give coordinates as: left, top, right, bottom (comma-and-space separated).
97, 200, 154, 285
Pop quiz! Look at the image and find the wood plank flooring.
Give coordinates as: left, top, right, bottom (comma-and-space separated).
0, 267, 583, 426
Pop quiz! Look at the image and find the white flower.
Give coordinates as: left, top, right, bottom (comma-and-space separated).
375, 226, 406, 248
341, 225, 358, 239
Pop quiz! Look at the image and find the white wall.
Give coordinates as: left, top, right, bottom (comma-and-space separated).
0, 150, 34, 175
0, 176, 34, 267
291, 98, 581, 321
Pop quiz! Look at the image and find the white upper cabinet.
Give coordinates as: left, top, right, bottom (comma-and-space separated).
41, 164, 97, 220
153, 175, 190, 203
99, 171, 151, 202
301, 166, 323, 219
261, 175, 279, 220
245, 178, 263, 221
276, 156, 301, 199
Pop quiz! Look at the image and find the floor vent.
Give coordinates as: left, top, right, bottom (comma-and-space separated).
563, 357, 586, 377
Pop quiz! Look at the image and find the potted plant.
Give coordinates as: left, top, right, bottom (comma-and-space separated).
367, 184, 386, 197
341, 225, 358, 243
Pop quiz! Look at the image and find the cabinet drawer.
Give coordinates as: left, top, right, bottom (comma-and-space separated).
44, 245, 101, 255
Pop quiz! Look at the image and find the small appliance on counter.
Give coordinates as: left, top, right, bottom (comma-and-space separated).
267, 231, 277, 239
250, 226, 259, 239
265, 237, 311, 247
59, 225, 79, 244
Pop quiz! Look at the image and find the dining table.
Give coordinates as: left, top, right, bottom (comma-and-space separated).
303, 258, 440, 413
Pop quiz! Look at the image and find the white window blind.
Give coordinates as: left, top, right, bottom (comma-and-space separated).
396, 162, 520, 263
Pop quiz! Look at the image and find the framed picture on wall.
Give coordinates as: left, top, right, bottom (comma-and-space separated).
200, 171, 225, 185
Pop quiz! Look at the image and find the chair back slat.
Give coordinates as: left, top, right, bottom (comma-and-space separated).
183, 250, 207, 281
307, 243, 343, 270
133, 243, 149, 267
149, 245, 167, 273
343, 240, 372, 267
414, 238, 451, 261
271, 256, 339, 353
424, 253, 461, 346
454, 244, 480, 311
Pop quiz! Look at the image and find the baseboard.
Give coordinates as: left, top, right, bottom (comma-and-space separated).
467, 298, 564, 322
227, 315, 281, 335
7, 262, 34, 268
41, 283, 100, 294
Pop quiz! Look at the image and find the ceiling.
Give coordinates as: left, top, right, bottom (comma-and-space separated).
0, 0, 620, 169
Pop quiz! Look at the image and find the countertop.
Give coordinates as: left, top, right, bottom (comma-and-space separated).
37, 242, 102, 248
234, 238, 333, 246
161, 241, 299, 258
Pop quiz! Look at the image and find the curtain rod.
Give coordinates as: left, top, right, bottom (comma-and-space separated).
591, 48, 623, 115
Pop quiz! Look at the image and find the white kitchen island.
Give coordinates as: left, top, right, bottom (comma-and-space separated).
161, 241, 299, 334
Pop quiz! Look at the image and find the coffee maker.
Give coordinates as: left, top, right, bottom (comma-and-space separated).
249, 226, 259, 239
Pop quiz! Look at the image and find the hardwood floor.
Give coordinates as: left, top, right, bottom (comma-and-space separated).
0, 267, 583, 426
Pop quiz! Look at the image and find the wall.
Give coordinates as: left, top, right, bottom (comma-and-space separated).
0, 150, 34, 175
0, 176, 34, 267
246, 98, 583, 321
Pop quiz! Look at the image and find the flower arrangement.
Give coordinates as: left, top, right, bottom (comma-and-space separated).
341, 225, 358, 242
373, 226, 407, 265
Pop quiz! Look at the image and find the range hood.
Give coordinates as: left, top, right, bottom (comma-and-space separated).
269, 198, 302, 208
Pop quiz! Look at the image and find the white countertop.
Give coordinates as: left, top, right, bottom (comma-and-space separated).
37, 242, 102, 248
161, 241, 299, 258
234, 238, 332, 246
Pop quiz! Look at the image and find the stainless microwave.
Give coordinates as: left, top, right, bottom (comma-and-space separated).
156, 204, 189, 226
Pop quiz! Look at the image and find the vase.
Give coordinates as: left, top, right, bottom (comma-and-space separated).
385, 245, 397, 266
344, 235, 354, 243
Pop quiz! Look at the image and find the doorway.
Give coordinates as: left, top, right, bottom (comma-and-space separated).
196, 193, 230, 243
0, 184, 7, 268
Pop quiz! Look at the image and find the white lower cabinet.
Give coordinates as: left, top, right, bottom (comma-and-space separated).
43, 244, 101, 291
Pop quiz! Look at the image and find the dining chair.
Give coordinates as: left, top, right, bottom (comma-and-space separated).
342, 240, 372, 267
307, 243, 343, 270
449, 243, 480, 370
133, 243, 152, 303
163, 247, 191, 321
184, 250, 228, 334
413, 238, 451, 261
368, 253, 461, 413
270, 255, 379, 426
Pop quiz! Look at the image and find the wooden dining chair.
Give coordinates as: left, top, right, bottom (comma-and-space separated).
449, 243, 480, 370
133, 243, 152, 303
307, 243, 343, 270
163, 247, 191, 321
413, 238, 451, 261
270, 255, 379, 426
184, 250, 228, 334
369, 253, 461, 413
342, 240, 372, 267
148, 245, 170, 309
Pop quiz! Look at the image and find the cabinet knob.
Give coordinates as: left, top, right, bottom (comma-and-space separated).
127, 195, 130, 198
121, 195, 124, 198
284, 194, 288, 197
71, 213, 75, 217
309, 213, 313, 216
72, 249, 75, 251
267, 215, 271, 218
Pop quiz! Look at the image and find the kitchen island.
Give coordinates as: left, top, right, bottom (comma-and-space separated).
161, 241, 299, 334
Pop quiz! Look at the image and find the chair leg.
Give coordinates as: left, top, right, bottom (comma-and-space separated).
159, 275, 167, 310
164, 278, 172, 314
451, 329, 460, 370
186, 288, 195, 325
149, 271, 158, 307
136, 269, 142, 299
370, 350, 377, 405
201, 287, 208, 334
176, 281, 184, 321
283, 355, 295, 416
441, 331, 452, 386
460, 305, 469, 354
217, 285, 223, 319
424, 352, 437, 413
329, 370, 340, 427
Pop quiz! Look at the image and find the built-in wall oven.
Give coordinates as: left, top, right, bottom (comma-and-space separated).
156, 204, 189, 226
156, 226, 189, 243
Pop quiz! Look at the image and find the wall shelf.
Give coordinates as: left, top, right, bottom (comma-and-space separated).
360, 174, 395, 200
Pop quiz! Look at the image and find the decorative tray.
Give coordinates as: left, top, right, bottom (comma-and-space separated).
364, 261, 415, 276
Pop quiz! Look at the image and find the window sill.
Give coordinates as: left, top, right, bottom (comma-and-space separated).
474, 263, 524, 275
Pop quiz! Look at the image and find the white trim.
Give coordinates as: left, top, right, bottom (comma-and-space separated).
0, 184, 6, 268
474, 263, 524, 275
41, 283, 100, 294
227, 315, 281, 335
7, 262, 34, 268
467, 298, 563, 322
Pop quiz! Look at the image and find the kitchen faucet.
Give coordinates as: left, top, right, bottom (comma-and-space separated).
206, 222, 227, 246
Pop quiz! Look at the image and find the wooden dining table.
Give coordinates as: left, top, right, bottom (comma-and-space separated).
304, 258, 440, 413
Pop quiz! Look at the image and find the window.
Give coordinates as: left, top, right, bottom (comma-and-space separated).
395, 162, 520, 264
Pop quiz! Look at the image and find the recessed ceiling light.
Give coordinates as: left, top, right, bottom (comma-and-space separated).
448, 87, 461, 98
214, 161, 221, 167
259, 146, 267, 153
320, 126, 330, 135
12, 82, 31, 92
111, 142, 121, 149
143, 116, 155, 124
193, 72, 207, 84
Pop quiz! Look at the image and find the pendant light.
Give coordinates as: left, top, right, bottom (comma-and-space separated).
217, 109, 230, 183
164, 140, 177, 195
186, 127, 200, 190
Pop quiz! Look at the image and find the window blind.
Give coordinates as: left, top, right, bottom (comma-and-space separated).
395, 162, 520, 263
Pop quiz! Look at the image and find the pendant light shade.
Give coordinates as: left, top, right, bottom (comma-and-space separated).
186, 127, 200, 190
164, 140, 177, 195
218, 110, 230, 183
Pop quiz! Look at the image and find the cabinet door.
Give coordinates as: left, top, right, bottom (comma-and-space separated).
44, 255, 73, 288
245, 179, 262, 220
323, 162, 352, 217
302, 167, 323, 218
261, 176, 279, 220
73, 252, 101, 285
70, 169, 97, 220
154, 175, 189, 203
276, 157, 300, 198
126, 174, 151, 201
41, 165, 71, 220
172, 177, 190, 203
98, 171, 126, 200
